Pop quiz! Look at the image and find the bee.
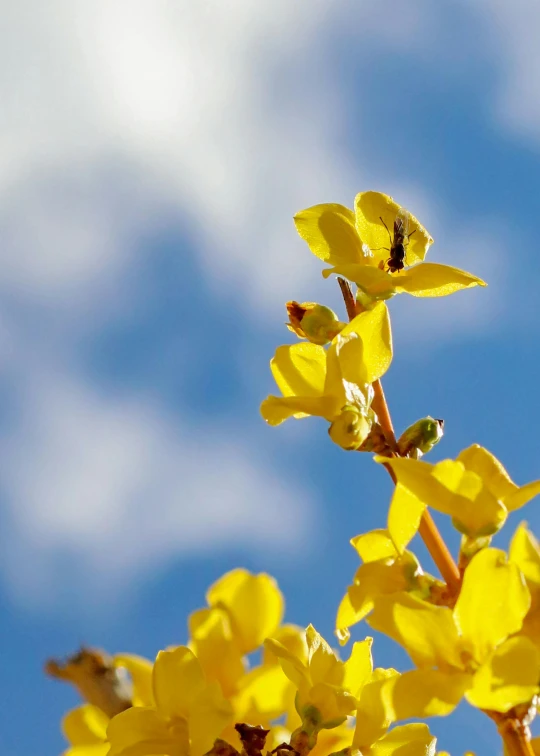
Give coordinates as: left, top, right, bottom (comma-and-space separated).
377, 212, 416, 273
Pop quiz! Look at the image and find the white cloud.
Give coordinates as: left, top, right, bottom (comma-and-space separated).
0, 0, 506, 607
0, 356, 313, 608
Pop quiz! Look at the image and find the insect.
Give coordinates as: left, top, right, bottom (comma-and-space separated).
376, 212, 416, 273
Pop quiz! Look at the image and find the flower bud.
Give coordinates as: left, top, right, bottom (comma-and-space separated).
397, 417, 444, 459
328, 406, 371, 451
286, 301, 346, 345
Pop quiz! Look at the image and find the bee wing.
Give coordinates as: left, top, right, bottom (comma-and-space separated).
396, 207, 411, 236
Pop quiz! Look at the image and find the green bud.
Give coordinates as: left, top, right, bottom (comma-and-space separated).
286, 301, 346, 345
328, 405, 371, 451
458, 534, 492, 571
397, 416, 444, 458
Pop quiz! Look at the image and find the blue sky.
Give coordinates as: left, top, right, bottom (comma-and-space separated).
2, 2, 540, 754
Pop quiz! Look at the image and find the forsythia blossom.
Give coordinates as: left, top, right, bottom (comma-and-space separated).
336, 529, 445, 644
261, 302, 391, 450
48, 189, 540, 756
294, 191, 485, 303
379, 444, 540, 553
107, 647, 233, 756
368, 548, 540, 717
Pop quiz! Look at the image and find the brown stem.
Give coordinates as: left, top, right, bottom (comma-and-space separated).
337, 279, 460, 593
337, 278, 356, 321
487, 712, 535, 756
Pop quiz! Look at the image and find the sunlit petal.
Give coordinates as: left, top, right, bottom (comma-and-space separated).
368, 593, 462, 669
454, 549, 530, 663
466, 636, 540, 712
381, 669, 470, 720
394, 262, 486, 297
270, 343, 327, 398
369, 723, 437, 756
294, 203, 365, 265
153, 647, 205, 720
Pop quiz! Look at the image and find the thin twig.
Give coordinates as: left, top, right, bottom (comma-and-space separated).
337, 279, 460, 593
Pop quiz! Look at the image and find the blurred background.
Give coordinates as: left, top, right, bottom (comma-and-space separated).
1, 2, 540, 753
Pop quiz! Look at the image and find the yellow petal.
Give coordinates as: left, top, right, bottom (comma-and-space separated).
374, 456, 451, 509
509, 522, 540, 584
270, 343, 327, 398
322, 263, 397, 300
354, 191, 433, 267
387, 483, 426, 554
370, 723, 436, 756
188, 681, 234, 756
531, 737, 540, 756
188, 607, 246, 697
235, 664, 293, 722
505, 479, 540, 512
306, 624, 344, 687
353, 670, 399, 748
346, 561, 410, 626
264, 637, 310, 690
394, 262, 486, 297
457, 445, 517, 500
343, 637, 373, 696
310, 724, 353, 756
152, 647, 205, 720
431, 460, 506, 536
63, 705, 108, 745
262, 624, 308, 667
351, 530, 397, 562
367, 593, 462, 669
335, 590, 358, 644
307, 681, 356, 724
454, 549, 531, 663
466, 636, 540, 712
107, 706, 176, 756
206, 569, 284, 654
64, 745, 109, 756
114, 654, 154, 708
381, 669, 470, 720
261, 395, 337, 425
377, 456, 506, 538
294, 203, 365, 265
339, 302, 392, 384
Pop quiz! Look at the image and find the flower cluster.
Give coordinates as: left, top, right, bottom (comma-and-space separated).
47, 191, 540, 756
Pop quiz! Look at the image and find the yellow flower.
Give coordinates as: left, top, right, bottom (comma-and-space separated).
225, 624, 307, 743
206, 568, 284, 654
294, 191, 485, 300
62, 704, 109, 756
238, 624, 306, 720
378, 445, 540, 552
261, 303, 392, 449
188, 568, 284, 697
107, 646, 233, 756
265, 629, 438, 756
368, 548, 540, 717
336, 529, 444, 645
265, 626, 376, 728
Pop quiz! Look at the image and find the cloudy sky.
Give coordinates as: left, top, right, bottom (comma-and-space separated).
2, 2, 540, 754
